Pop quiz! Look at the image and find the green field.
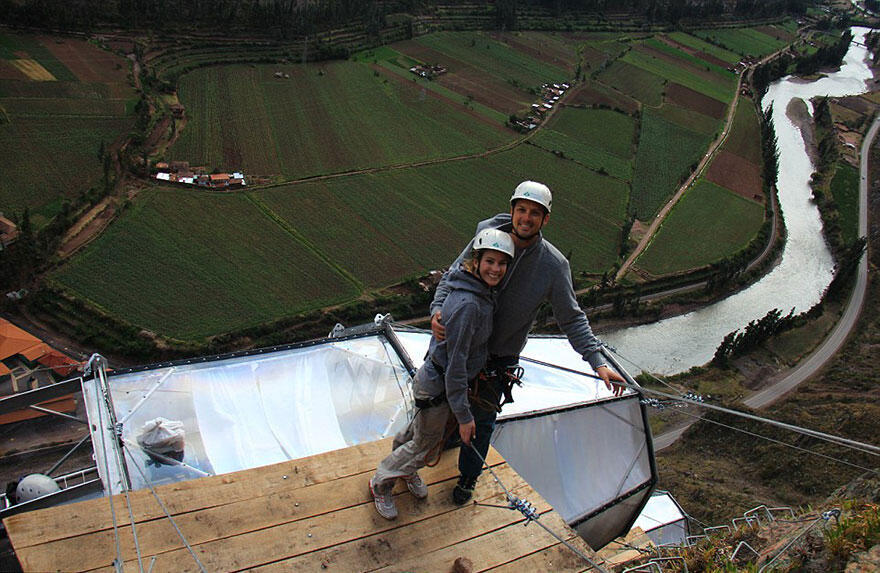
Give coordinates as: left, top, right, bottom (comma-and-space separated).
532, 107, 635, 179
636, 180, 765, 275
54, 143, 627, 339
666, 32, 742, 64
723, 99, 762, 163
829, 161, 860, 244
53, 188, 358, 339
596, 59, 666, 107
694, 27, 788, 58
622, 45, 735, 103
413, 31, 570, 89
655, 102, 720, 136
170, 61, 512, 177
630, 108, 712, 219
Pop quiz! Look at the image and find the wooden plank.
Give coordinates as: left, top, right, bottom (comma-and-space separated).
89, 465, 531, 573
482, 541, 600, 572
16, 447, 478, 572
376, 510, 596, 573
250, 478, 543, 572
4, 439, 502, 549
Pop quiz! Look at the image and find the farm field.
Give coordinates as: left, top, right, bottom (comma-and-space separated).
664, 32, 742, 65
630, 107, 713, 219
636, 180, 765, 275
170, 61, 512, 177
532, 107, 635, 179
53, 188, 357, 339
693, 27, 789, 58
829, 161, 860, 244
622, 42, 735, 103
259, 143, 627, 289
0, 32, 134, 222
54, 22, 776, 338
595, 59, 666, 107
719, 98, 763, 164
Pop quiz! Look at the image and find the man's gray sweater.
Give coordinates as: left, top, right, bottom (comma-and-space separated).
430, 213, 605, 370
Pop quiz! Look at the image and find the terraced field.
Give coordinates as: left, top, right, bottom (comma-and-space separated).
0, 32, 135, 222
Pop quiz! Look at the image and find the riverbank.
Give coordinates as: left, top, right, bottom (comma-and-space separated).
647, 98, 880, 527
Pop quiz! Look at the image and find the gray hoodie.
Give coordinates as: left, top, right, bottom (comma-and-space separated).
430, 213, 605, 370
419, 267, 494, 425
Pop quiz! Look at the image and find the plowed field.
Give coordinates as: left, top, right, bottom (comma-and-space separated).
706, 151, 763, 203
40, 36, 130, 83
665, 83, 726, 119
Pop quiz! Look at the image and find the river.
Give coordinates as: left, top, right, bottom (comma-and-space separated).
602, 27, 874, 375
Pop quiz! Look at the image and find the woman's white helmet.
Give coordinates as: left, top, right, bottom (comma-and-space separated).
473, 228, 515, 258
510, 180, 552, 213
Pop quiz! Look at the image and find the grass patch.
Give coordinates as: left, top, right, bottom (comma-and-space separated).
636, 180, 765, 274
829, 161, 860, 244
722, 98, 763, 164
259, 143, 627, 296
54, 188, 358, 339
630, 107, 712, 219
595, 59, 665, 107
693, 27, 788, 58
0, 116, 131, 213
532, 107, 635, 179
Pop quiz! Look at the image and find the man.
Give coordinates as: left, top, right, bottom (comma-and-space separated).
430, 180, 626, 504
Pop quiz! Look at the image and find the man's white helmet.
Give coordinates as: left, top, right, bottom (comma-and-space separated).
473, 228, 515, 258
510, 180, 552, 213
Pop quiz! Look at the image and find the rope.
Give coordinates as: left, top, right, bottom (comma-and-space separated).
93, 357, 145, 572
672, 407, 879, 475
123, 444, 209, 573
92, 372, 125, 572
549, 350, 880, 459
466, 443, 611, 573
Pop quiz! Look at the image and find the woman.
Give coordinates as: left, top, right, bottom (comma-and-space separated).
369, 228, 515, 520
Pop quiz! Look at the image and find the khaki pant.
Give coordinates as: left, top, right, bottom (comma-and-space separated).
373, 368, 451, 487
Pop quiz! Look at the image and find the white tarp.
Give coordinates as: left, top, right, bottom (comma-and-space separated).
633, 491, 689, 547
83, 335, 413, 492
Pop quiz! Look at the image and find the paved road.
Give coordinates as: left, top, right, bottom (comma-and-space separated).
655, 113, 877, 449
743, 113, 875, 409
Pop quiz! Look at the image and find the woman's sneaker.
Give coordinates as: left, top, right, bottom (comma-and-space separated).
452, 474, 477, 505
404, 472, 428, 499
369, 477, 398, 520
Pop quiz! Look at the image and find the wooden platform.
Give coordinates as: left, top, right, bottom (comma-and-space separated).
3, 438, 605, 572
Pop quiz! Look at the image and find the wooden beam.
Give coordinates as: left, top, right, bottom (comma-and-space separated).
84, 466, 529, 573
5, 438, 502, 549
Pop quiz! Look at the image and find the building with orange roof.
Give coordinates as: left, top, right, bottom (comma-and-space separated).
0, 319, 41, 361
0, 214, 19, 248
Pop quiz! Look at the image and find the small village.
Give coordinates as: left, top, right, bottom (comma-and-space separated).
510, 81, 570, 132
152, 160, 247, 190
